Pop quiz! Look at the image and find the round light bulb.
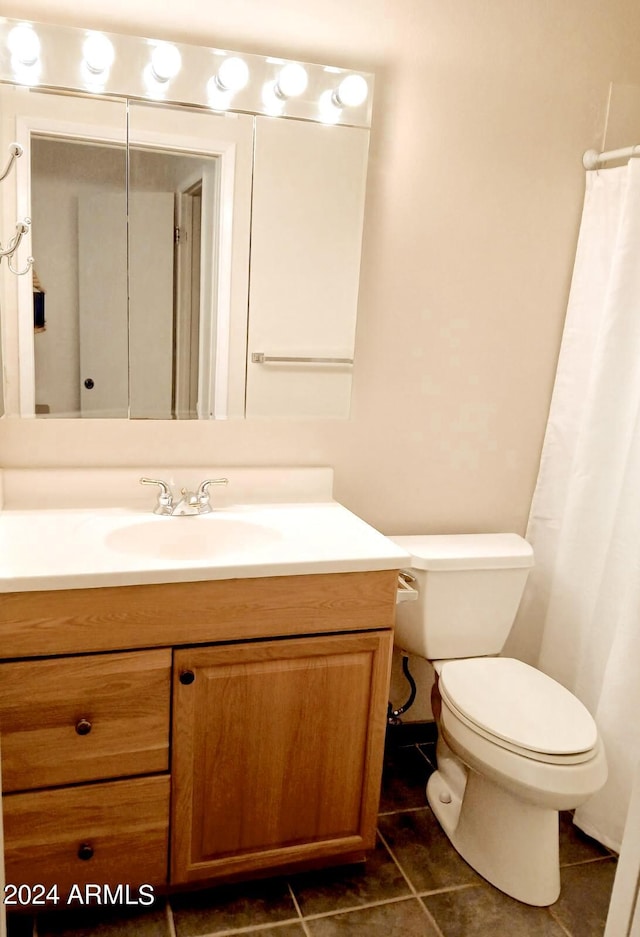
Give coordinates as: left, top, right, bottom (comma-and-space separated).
318, 88, 341, 124
151, 43, 181, 82
83, 33, 115, 75
261, 80, 285, 115
206, 76, 231, 110
334, 74, 368, 108
275, 63, 308, 98
8, 25, 40, 66
216, 56, 249, 93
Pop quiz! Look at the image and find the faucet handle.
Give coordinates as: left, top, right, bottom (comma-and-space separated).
197, 477, 229, 513
140, 477, 174, 515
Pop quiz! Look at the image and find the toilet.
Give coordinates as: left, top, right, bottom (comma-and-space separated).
390, 533, 607, 907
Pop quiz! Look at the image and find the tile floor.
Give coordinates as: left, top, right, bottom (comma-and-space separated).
8, 733, 618, 937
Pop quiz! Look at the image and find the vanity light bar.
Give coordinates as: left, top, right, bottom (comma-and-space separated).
0, 18, 374, 129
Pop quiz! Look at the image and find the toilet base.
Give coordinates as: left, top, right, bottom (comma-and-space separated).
427, 768, 561, 906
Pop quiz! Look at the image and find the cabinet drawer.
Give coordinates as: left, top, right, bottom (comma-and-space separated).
0, 649, 171, 792
3, 775, 170, 894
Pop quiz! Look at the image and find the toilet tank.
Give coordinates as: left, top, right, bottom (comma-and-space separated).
390, 533, 534, 660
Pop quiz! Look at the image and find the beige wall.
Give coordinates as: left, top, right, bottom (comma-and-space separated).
2, 0, 639, 534
4, 0, 640, 720
2, 4, 640, 714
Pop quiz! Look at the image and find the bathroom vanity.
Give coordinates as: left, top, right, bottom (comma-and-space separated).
0, 468, 407, 900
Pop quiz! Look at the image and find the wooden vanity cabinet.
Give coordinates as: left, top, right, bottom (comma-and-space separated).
0, 569, 397, 894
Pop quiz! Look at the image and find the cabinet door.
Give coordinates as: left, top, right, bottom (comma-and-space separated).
171, 630, 392, 884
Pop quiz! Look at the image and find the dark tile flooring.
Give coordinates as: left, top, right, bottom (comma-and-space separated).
8, 735, 618, 937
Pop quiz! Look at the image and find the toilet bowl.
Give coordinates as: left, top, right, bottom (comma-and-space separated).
389, 533, 608, 907
428, 656, 607, 905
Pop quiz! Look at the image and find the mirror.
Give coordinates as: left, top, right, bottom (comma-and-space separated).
0, 19, 373, 420
128, 144, 217, 420
32, 135, 226, 420
16, 94, 253, 419
31, 135, 128, 418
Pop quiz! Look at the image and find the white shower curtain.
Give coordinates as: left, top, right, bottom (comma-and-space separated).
525, 158, 640, 852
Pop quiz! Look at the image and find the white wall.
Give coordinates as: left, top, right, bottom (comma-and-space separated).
3, 1, 640, 717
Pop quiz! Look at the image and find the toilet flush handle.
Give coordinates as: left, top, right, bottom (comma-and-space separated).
397, 571, 418, 604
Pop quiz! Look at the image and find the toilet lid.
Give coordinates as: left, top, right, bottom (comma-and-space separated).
438, 658, 598, 755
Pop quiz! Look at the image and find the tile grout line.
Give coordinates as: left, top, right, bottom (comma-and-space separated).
375, 828, 420, 899
548, 905, 575, 937
177, 916, 304, 937
166, 899, 178, 937
415, 882, 482, 899
415, 742, 437, 770
378, 805, 431, 818
287, 881, 312, 937
376, 827, 447, 937
559, 854, 618, 869
296, 893, 431, 923
414, 895, 448, 937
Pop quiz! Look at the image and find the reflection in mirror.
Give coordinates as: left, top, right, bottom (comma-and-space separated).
19, 97, 253, 420
128, 146, 215, 421
0, 86, 128, 418
126, 101, 254, 421
31, 137, 127, 418
31, 138, 222, 420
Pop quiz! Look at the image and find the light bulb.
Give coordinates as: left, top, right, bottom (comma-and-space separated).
8, 25, 40, 66
275, 63, 308, 98
206, 77, 231, 110
318, 89, 341, 124
262, 80, 285, 115
151, 43, 181, 82
215, 56, 249, 93
333, 74, 368, 108
83, 33, 115, 75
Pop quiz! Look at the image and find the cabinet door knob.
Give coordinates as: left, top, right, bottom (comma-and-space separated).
77, 843, 94, 861
179, 670, 195, 685
75, 718, 92, 736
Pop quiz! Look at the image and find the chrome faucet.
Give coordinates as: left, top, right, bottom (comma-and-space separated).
140, 477, 228, 516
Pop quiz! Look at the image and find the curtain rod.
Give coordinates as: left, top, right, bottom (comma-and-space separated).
583, 145, 640, 169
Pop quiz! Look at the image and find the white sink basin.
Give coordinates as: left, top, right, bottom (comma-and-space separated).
0, 469, 410, 590
104, 516, 280, 561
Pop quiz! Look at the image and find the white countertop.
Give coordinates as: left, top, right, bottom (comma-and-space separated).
0, 468, 409, 592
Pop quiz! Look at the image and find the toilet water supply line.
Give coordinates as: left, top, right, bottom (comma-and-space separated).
387, 655, 417, 725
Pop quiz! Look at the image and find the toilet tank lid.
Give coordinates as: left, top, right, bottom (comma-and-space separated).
388, 533, 534, 570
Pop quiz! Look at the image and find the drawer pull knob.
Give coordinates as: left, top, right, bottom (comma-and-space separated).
179, 670, 195, 685
77, 843, 94, 861
75, 718, 92, 736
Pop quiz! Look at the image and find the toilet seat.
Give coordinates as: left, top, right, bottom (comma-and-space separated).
438, 658, 598, 765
